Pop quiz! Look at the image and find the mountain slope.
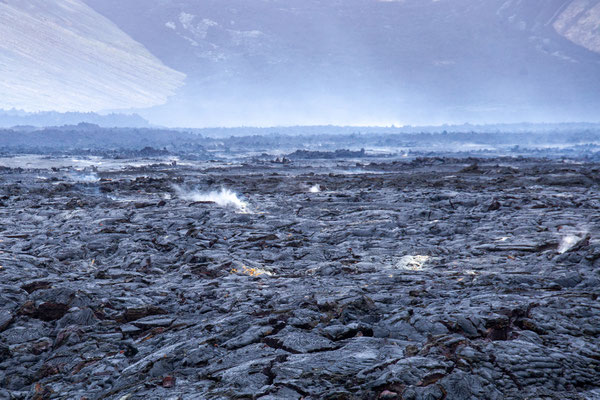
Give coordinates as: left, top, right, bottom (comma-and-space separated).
554, 0, 600, 54
0, 0, 185, 113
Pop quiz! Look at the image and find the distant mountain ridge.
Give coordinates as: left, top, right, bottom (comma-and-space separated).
0, 110, 151, 128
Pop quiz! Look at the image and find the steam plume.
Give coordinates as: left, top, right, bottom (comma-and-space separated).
175, 186, 249, 212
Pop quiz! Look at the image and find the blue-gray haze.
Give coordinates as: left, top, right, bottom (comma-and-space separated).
2, 0, 600, 127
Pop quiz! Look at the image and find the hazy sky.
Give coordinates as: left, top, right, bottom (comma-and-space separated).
2, 0, 600, 127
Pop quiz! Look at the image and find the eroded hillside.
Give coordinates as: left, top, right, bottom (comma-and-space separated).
0, 0, 185, 112
554, 0, 600, 54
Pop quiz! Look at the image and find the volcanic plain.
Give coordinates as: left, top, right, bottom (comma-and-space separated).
0, 156, 599, 399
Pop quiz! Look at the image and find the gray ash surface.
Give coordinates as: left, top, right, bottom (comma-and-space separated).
0, 157, 599, 399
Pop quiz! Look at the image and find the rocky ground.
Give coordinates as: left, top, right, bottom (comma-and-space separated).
0, 156, 599, 399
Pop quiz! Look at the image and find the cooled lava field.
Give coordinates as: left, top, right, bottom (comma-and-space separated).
1, 156, 599, 399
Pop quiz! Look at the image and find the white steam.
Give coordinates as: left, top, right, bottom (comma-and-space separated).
70, 173, 99, 182
558, 235, 579, 254
557, 228, 588, 254
395, 255, 430, 271
176, 187, 249, 212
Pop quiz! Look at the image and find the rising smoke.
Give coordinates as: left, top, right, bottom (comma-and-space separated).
175, 186, 250, 213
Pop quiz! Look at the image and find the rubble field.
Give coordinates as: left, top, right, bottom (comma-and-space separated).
0, 156, 599, 399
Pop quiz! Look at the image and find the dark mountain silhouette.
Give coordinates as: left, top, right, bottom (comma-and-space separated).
0, 110, 150, 128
